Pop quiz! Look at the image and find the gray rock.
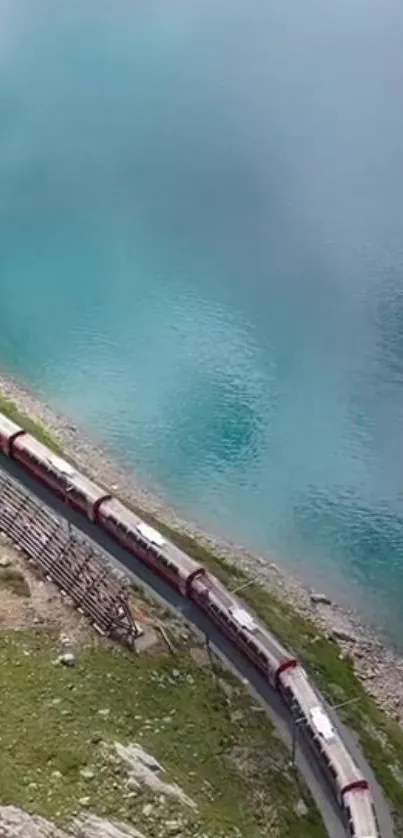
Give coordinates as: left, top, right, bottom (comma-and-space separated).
80, 768, 96, 780
59, 633, 72, 646
0, 556, 11, 568
165, 821, 182, 834
332, 628, 358, 644
310, 592, 331, 606
142, 804, 153, 817
79, 796, 91, 807
294, 798, 308, 817
57, 652, 76, 666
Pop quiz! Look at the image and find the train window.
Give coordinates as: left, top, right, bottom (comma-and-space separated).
344, 806, 355, 838
159, 554, 178, 574
68, 488, 85, 501
164, 556, 176, 569
311, 732, 324, 757
292, 699, 303, 718
249, 641, 265, 661
247, 634, 257, 650
160, 555, 178, 573
26, 450, 43, 465
46, 453, 74, 474
117, 520, 126, 532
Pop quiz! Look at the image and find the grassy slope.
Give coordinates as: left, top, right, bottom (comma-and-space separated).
2, 394, 402, 830
0, 393, 63, 454
0, 627, 325, 838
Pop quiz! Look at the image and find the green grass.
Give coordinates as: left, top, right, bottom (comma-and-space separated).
0, 393, 63, 454
0, 629, 325, 838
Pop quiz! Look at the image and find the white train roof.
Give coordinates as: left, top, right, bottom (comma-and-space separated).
229, 606, 257, 632
343, 786, 378, 838
0, 413, 24, 436
281, 666, 362, 790
310, 706, 335, 741
137, 522, 165, 546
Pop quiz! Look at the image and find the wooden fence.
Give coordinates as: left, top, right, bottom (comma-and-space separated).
0, 471, 140, 646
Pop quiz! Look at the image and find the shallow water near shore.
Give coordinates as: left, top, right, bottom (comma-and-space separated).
1, 1, 403, 643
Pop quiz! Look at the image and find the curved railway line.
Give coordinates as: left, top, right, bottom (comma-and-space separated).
0, 412, 396, 838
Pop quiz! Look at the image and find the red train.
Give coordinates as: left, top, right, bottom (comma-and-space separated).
0, 414, 380, 838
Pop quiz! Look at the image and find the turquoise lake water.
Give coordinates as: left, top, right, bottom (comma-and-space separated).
1, 1, 403, 640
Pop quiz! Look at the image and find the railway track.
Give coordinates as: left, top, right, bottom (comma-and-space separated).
0, 453, 395, 838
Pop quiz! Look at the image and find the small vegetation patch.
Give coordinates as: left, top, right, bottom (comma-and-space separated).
0, 628, 325, 838
0, 565, 30, 598
0, 393, 63, 454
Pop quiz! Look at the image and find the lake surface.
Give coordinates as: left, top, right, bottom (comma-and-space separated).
1, 1, 403, 640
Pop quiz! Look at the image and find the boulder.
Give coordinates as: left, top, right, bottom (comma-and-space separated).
331, 628, 358, 644
57, 652, 76, 666
0, 556, 11, 568
310, 592, 331, 606
294, 798, 308, 817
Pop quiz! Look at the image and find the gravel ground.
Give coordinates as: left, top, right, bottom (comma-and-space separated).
0, 369, 402, 722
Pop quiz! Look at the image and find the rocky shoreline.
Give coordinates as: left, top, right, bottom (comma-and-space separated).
0, 368, 402, 722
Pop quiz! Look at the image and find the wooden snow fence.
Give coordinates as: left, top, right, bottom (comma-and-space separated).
0, 471, 140, 647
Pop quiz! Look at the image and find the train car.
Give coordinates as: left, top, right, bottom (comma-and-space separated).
343, 786, 380, 838
10, 434, 109, 517
0, 409, 381, 836
279, 664, 368, 806
61, 469, 111, 521
97, 497, 205, 596
190, 572, 298, 685
0, 413, 25, 455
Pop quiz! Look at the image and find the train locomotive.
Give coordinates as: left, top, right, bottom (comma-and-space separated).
0, 413, 381, 838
